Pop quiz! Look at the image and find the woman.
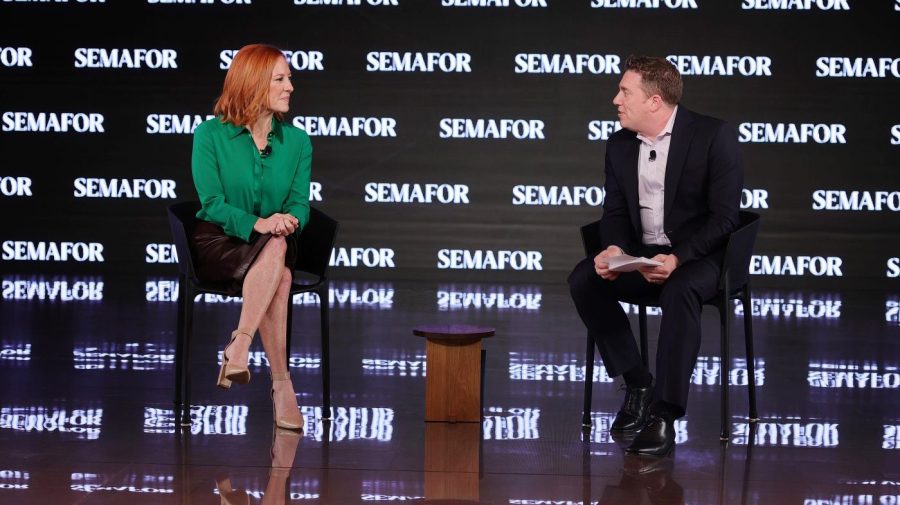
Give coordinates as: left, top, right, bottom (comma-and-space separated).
191, 43, 311, 431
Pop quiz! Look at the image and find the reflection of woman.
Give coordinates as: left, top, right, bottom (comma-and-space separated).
191, 43, 311, 430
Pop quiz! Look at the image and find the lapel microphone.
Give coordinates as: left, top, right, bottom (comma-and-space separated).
260, 145, 272, 158
649, 149, 657, 162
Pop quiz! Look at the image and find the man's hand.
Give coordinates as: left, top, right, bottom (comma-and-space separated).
593, 245, 624, 281
639, 254, 679, 284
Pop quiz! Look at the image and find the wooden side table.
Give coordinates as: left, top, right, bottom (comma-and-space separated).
413, 324, 495, 423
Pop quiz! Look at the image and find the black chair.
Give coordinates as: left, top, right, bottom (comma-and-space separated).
580, 211, 760, 440
167, 201, 338, 426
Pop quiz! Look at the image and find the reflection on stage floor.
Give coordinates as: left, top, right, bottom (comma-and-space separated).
1, 274, 898, 504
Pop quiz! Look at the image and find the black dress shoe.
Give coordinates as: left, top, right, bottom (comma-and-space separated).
625, 414, 675, 456
610, 384, 652, 432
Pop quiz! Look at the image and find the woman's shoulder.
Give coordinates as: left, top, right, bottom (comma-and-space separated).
280, 120, 311, 144
194, 116, 230, 136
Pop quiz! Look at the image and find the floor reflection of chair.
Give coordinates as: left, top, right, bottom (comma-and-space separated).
175, 427, 192, 505
423, 422, 481, 502
719, 421, 758, 505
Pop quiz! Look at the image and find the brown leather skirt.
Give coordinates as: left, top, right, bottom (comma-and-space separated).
191, 221, 297, 296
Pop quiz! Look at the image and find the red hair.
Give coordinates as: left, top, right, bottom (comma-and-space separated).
214, 44, 286, 126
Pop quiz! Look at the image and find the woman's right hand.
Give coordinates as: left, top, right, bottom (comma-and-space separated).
254, 213, 299, 236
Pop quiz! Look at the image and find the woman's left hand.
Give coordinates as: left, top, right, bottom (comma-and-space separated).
270, 213, 299, 236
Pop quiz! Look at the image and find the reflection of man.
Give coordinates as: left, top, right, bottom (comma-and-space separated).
569, 55, 743, 455
599, 456, 684, 505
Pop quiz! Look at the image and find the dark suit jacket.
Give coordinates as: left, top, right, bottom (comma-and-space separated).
599, 106, 743, 265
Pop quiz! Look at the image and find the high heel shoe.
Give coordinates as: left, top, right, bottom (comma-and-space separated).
217, 330, 253, 389
271, 371, 304, 430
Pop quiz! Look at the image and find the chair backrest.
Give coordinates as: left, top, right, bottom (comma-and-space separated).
720, 211, 761, 292
295, 206, 339, 279
166, 200, 203, 280
580, 219, 604, 258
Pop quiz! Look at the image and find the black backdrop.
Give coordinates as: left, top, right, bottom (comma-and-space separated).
1, 0, 898, 289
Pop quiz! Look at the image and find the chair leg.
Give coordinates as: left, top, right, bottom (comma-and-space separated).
742, 289, 759, 422
174, 275, 186, 407
719, 294, 730, 441
285, 292, 294, 364
180, 284, 195, 427
582, 333, 594, 428
319, 283, 332, 420
638, 305, 649, 368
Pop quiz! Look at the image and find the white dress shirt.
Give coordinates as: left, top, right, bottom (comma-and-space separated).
636, 106, 678, 246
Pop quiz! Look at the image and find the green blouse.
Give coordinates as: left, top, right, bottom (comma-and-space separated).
191, 116, 312, 241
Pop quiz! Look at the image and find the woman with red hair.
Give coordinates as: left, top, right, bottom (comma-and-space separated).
190, 43, 310, 431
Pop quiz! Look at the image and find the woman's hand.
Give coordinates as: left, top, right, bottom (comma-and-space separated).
254, 213, 299, 236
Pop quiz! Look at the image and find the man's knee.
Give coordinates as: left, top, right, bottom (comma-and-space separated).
568, 258, 598, 295
659, 273, 704, 308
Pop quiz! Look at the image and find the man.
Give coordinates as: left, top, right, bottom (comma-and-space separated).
568, 55, 743, 456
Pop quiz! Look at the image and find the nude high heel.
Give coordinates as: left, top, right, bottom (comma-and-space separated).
271, 371, 304, 430
216, 330, 253, 389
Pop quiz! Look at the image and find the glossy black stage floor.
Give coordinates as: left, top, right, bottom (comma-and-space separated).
2, 274, 899, 504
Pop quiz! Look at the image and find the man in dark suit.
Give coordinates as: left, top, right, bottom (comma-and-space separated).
568, 55, 743, 456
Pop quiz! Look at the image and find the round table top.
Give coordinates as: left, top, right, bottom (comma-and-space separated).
413, 324, 495, 340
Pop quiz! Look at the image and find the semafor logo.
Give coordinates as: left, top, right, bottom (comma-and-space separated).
667, 55, 773, 76
146, 114, 215, 134
591, 0, 697, 7
0, 47, 33, 67
741, 0, 848, 9
330, 248, 396, 268
588, 120, 622, 141
741, 188, 769, 209
816, 57, 900, 78
738, 122, 846, 143
512, 185, 605, 206
366, 52, 471, 72
437, 249, 543, 271
74, 48, 177, 69
439, 118, 545, 140
514, 54, 620, 74
0, 177, 32, 197
293, 116, 396, 137
73, 178, 177, 199
294, 0, 398, 5
148, 0, 252, 4
2, 242, 105, 262
219, 49, 323, 71
887, 258, 899, 278
364, 183, 470, 204
1, 112, 104, 133
812, 190, 900, 211
750, 255, 843, 276
6, 0, 106, 3
145, 244, 178, 264
442, 0, 546, 6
